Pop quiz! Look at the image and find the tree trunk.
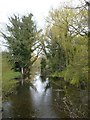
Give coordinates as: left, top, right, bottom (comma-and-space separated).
22, 67, 31, 80
21, 67, 24, 85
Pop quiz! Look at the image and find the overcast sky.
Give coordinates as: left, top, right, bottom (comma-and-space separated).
0, 0, 63, 28
0, 0, 84, 51
0, 0, 84, 28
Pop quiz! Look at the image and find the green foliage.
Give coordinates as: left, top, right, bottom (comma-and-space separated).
2, 52, 20, 100
43, 6, 88, 87
1, 5, 88, 88
40, 57, 47, 75
2, 14, 38, 79
47, 42, 66, 73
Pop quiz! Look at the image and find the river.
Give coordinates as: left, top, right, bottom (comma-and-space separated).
2, 73, 88, 118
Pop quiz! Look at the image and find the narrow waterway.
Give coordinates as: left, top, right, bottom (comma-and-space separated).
2, 73, 88, 118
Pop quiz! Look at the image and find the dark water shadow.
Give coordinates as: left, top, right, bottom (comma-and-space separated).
2, 74, 88, 118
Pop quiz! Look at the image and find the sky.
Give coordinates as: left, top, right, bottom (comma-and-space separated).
0, 0, 63, 29
0, 0, 84, 51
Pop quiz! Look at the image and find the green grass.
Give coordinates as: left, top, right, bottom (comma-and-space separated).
0, 53, 2, 110
2, 52, 20, 99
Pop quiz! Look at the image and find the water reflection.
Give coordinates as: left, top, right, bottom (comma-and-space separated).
51, 84, 88, 118
2, 74, 88, 118
2, 74, 59, 118
29, 74, 58, 118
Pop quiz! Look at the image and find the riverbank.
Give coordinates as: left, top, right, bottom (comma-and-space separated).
2, 52, 20, 101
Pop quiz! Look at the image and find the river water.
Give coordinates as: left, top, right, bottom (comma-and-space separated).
2, 73, 88, 118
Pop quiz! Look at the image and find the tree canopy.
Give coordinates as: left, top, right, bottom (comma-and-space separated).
2, 14, 39, 80
40, 6, 88, 88
2, 3, 88, 88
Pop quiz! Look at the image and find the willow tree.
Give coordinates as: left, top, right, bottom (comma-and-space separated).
2, 14, 38, 83
43, 5, 88, 87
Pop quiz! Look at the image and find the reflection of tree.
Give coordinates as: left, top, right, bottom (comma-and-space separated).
30, 83, 37, 92
40, 75, 51, 93
51, 85, 88, 118
40, 75, 47, 82
10, 83, 35, 118
44, 82, 51, 92
62, 88, 88, 118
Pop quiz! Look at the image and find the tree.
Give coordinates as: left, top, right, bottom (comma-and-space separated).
43, 5, 88, 87
2, 14, 38, 83
40, 57, 47, 76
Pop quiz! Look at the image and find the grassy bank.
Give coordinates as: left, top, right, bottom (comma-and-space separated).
0, 53, 2, 112
2, 52, 20, 101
